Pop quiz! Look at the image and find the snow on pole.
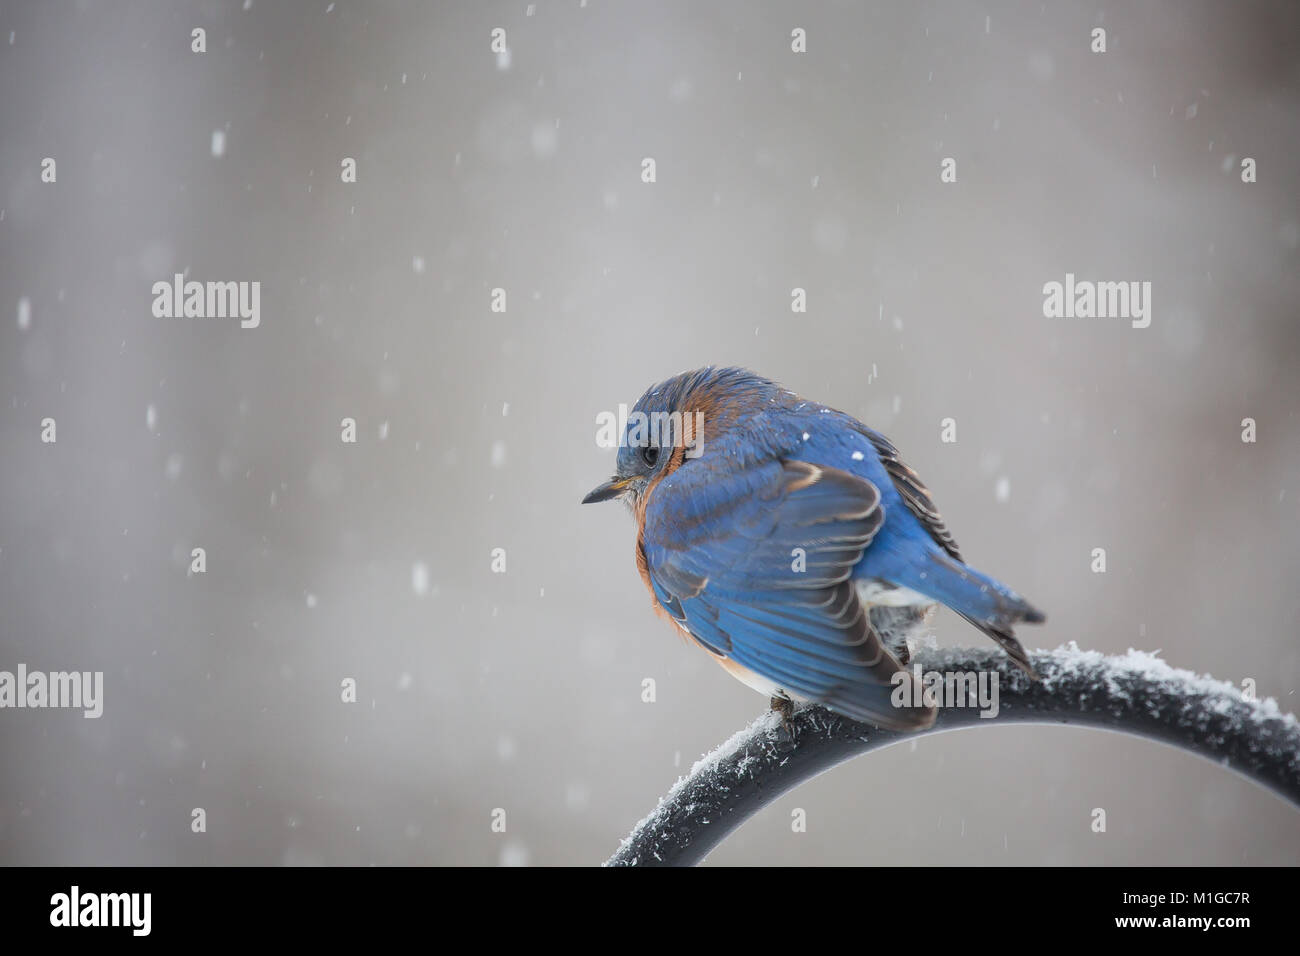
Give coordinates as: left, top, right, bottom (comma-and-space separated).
607, 644, 1300, 867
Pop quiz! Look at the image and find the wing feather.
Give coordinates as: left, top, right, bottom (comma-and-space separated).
642, 459, 934, 730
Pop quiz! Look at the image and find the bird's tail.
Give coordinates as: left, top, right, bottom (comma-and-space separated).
895, 550, 1045, 676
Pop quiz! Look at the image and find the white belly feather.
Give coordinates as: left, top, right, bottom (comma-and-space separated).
855, 579, 932, 608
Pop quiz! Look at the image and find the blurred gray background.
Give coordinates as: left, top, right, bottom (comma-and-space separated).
1, 0, 1298, 866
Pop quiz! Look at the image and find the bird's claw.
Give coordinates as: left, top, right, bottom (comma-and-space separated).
770, 695, 796, 738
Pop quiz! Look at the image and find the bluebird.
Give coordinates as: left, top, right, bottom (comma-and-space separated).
582, 367, 1045, 731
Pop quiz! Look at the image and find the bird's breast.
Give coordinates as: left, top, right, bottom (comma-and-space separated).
714, 653, 803, 702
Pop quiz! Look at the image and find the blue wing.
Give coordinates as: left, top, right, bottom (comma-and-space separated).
641, 458, 935, 730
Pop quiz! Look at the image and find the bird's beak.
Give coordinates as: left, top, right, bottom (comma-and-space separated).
582, 476, 631, 504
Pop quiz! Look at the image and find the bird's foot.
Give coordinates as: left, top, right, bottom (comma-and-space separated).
770, 695, 796, 737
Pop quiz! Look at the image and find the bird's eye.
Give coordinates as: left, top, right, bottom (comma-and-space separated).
641, 446, 659, 467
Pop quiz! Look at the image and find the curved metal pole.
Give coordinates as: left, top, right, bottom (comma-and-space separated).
606, 644, 1300, 866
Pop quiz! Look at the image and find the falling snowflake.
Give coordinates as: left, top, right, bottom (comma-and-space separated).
411, 561, 430, 596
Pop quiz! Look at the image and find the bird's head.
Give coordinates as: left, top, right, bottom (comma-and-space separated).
580, 390, 678, 511
582, 366, 776, 511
